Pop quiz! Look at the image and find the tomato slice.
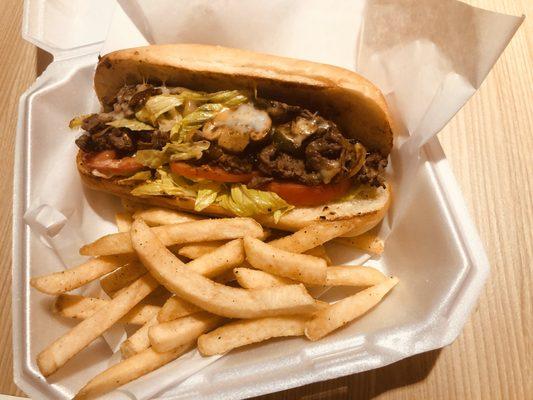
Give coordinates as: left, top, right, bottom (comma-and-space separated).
264, 179, 351, 207
170, 161, 255, 183
83, 150, 145, 176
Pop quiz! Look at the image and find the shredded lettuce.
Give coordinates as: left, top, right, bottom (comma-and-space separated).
134, 141, 210, 169
171, 103, 225, 141
117, 170, 152, 185
133, 150, 170, 169
68, 114, 93, 129
107, 119, 154, 131
194, 181, 222, 211
216, 185, 293, 222
166, 141, 210, 161
131, 169, 196, 197
129, 174, 293, 221
145, 95, 184, 120
178, 90, 249, 106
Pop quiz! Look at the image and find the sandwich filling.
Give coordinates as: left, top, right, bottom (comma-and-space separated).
72, 84, 387, 218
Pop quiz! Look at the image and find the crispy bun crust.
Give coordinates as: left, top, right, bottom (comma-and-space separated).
95, 44, 393, 156
77, 152, 390, 237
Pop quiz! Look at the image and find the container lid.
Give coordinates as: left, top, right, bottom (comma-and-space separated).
22, 0, 117, 59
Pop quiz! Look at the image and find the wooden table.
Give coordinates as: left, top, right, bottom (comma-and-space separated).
0, 0, 530, 398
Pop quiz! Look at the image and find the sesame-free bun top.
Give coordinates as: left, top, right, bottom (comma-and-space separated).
94, 44, 394, 156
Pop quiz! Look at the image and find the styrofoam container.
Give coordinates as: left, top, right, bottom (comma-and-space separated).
13, 1, 521, 399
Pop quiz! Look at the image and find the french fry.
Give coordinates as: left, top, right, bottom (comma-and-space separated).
144, 285, 172, 303
244, 237, 327, 285
74, 344, 193, 400
30, 254, 134, 295
120, 315, 159, 358
198, 316, 308, 356
305, 276, 399, 341
185, 239, 244, 278
268, 220, 355, 253
158, 239, 247, 321
52, 294, 160, 325
131, 219, 316, 318
334, 231, 384, 254
326, 266, 387, 287
149, 311, 225, 352
158, 296, 202, 322
177, 241, 226, 259
234, 267, 297, 289
80, 218, 263, 256
305, 245, 331, 265
115, 212, 133, 232
37, 274, 159, 376
100, 260, 146, 297
132, 207, 201, 226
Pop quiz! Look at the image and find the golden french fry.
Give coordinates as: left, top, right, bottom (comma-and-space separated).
100, 260, 147, 297
305, 276, 399, 341
121, 315, 159, 358
80, 218, 263, 256
244, 237, 327, 285
157, 240, 244, 321
37, 274, 159, 377
121, 198, 147, 214
149, 311, 225, 353
52, 294, 160, 325
142, 286, 172, 305
186, 239, 244, 278
74, 344, 193, 400
30, 254, 134, 295
198, 316, 308, 356
131, 219, 316, 318
115, 212, 133, 232
304, 245, 331, 265
268, 220, 355, 253
326, 266, 387, 287
334, 231, 384, 254
177, 241, 226, 259
214, 269, 236, 284
133, 207, 201, 226
158, 296, 202, 322
234, 267, 296, 289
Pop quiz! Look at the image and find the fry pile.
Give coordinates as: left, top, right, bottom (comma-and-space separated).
30, 199, 397, 399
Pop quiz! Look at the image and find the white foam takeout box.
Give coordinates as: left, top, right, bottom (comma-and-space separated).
12, 0, 523, 399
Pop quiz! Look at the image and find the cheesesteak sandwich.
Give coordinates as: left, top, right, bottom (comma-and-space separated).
73, 44, 394, 235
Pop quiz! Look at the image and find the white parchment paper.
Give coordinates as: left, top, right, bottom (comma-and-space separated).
21, 0, 523, 398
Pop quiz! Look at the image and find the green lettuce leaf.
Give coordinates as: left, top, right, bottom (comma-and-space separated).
166, 141, 210, 161
178, 90, 248, 107
194, 181, 222, 211
134, 141, 210, 169
117, 170, 152, 185
145, 95, 184, 120
131, 169, 196, 197
171, 103, 225, 141
216, 185, 293, 222
68, 114, 93, 129
106, 119, 154, 131
134, 150, 170, 169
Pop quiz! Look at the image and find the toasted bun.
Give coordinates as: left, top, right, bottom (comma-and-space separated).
95, 44, 393, 156
77, 152, 390, 236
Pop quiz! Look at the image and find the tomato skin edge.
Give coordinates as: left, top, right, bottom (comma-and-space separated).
264, 179, 351, 207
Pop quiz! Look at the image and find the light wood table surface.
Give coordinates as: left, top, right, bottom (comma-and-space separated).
0, 0, 530, 399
